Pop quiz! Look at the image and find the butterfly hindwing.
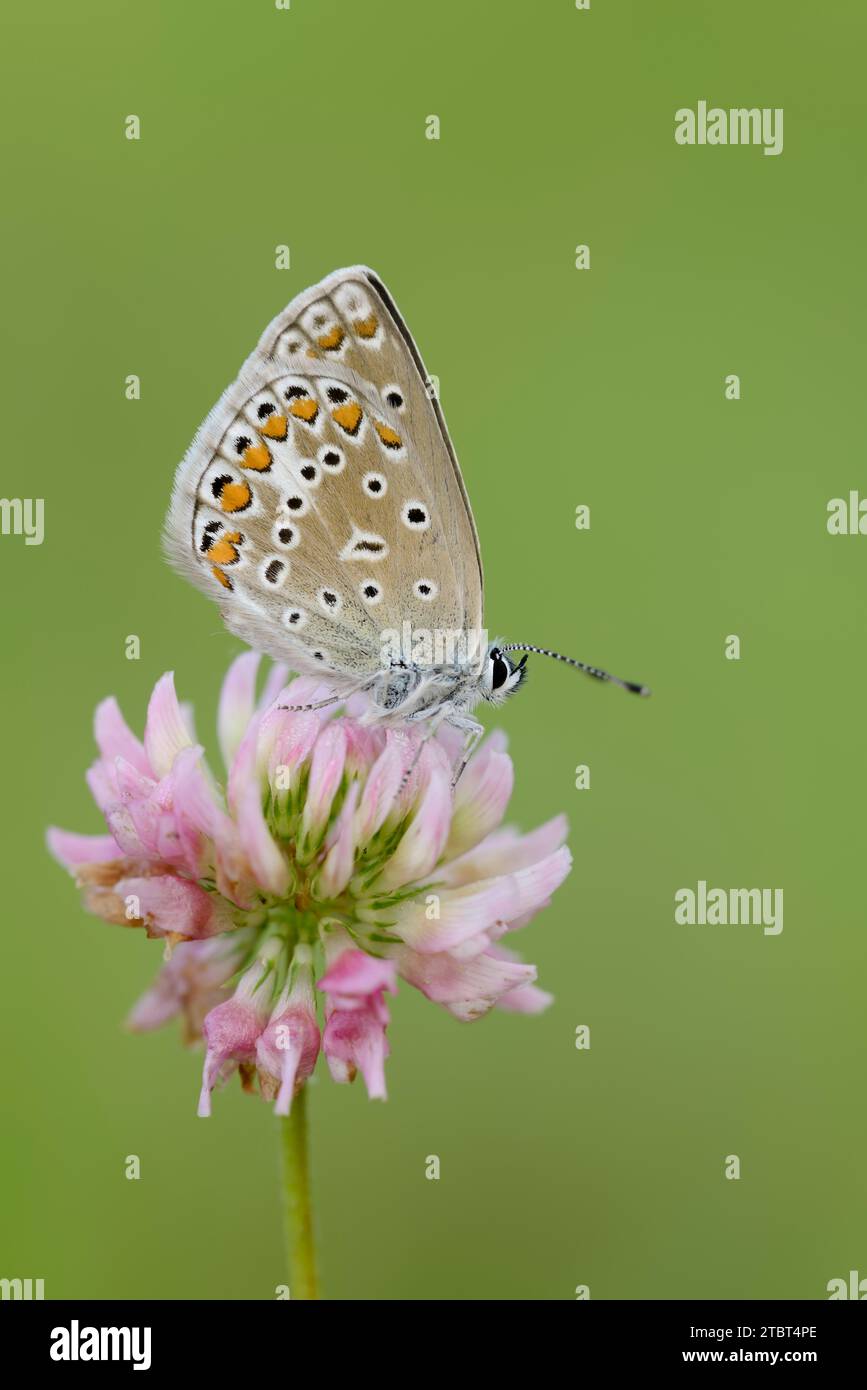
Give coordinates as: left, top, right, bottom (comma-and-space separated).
165, 267, 484, 682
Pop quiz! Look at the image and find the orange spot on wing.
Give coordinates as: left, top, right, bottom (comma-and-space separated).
212, 566, 233, 590
375, 421, 402, 449
354, 315, 378, 339
332, 402, 362, 434
207, 532, 242, 565
219, 481, 252, 513
289, 398, 319, 423
317, 326, 345, 351
242, 442, 271, 471
260, 414, 288, 440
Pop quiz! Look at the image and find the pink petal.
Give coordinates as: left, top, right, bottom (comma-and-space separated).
257, 680, 336, 794
85, 760, 119, 813
198, 956, 277, 1116
299, 722, 347, 850
373, 761, 453, 892
496, 845, 573, 929
392, 736, 452, 820
322, 1005, 390, 1100
112, 755, 157, 803
496, 982, 553, 1014
47, 828, 124, 869
439, 815, 569, 889
264, 709, 321, 790
485, 943, 553, 1012
319, 948, 397, 1000
257, 661, 291, 713
256, 1002, 321, 1115
375, 846, 573, 953
114, 874, 233, 939
393, 943, 538, 1021
144, 673, 194, 779
444, 731, 513, 859
435, 722, 466, 766
355, 733, 408, 844
267, 675, 336, 725
127, 968, 189, 1033
126, 937, 242, 1036
93, 697, 152, 777
102, 805, 143, 859
217, 652, 261, 771
168, 746, 252, 902
228, 718, 290, 896
180, 701, 198, 744
315, 783, 360, 899
107, 756, 204, 878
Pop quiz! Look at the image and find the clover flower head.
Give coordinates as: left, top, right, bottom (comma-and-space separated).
49, 653, 570, 1111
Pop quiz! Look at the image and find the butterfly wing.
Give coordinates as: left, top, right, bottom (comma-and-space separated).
165, 267, 484, 682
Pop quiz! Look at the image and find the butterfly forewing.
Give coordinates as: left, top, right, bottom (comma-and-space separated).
165, 267, 484, 683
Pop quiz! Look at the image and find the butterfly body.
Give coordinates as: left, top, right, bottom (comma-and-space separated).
166, 267, 647, 772
364, 646, 527, 723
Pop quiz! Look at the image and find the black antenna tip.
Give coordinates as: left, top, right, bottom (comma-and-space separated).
627, 682, 651, 697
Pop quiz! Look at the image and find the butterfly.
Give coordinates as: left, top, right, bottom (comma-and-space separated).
165, 267, 648, 781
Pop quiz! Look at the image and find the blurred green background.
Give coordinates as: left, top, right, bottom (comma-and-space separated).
2, 0, 865, 1300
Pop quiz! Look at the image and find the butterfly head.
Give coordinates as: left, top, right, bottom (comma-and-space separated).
479, 644, 529, 705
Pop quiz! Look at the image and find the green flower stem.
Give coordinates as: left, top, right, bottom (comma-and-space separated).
279, 1085, 319, 1300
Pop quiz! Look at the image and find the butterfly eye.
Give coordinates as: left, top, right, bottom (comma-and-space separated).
490, 651, 510, 691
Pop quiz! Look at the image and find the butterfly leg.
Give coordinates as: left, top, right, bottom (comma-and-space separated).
397, 710, 449, 795
277, 694, 345, 714
277, 676, 377, 714
450, 719, 485, 789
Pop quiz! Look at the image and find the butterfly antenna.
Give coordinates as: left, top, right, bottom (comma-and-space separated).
500, 644, 651, 697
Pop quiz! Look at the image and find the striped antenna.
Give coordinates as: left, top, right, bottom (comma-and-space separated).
500, 644, 650, 697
